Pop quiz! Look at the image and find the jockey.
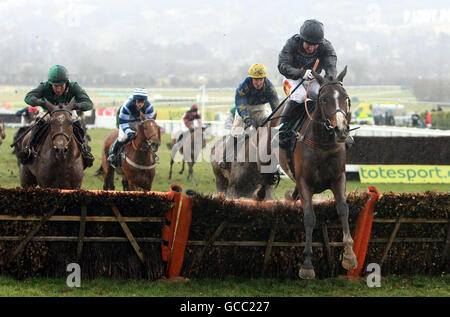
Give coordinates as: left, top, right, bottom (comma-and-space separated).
107, 88, 157, 168
183, 104, 202, 132
15, 105, 39, 126
219, 63, 279, 176
175, 104, 202, 143
18, 65, 94, 167
277, 19, 353, 150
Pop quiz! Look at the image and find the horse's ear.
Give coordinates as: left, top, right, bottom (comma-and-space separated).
153, 111, 157, 120
336, 65, 347, 83
67, 97, 76, 111
44, 98, 56, 112
312, 70, 325, 86
140, 111, 145, 121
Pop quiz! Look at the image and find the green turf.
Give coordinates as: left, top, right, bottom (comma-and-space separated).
0, 274, 448, 297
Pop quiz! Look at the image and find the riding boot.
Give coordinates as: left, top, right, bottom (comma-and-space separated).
278, 100, 302, 150
17, 120, 43, 164
73, 120, 94, 168
219, 135, 236, 169
108, 139, 125, 168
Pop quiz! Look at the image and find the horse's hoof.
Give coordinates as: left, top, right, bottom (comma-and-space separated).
254, 186, 266, 201
284, 190, 293, 201
299, 267, 315, 279
342, 254, 358, 270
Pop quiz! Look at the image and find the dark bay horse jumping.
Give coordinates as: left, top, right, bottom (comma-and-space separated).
278, 66, 357, 279
19, 99, 84, 189
168, 126, 207, 182
210, 130, 276, 200
211, 105, 284, 200
102, 114, 161, 191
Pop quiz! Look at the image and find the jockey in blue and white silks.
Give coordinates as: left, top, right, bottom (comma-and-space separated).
108, 88, 157, 168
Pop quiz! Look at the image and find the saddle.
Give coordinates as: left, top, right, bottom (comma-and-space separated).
277, 100, 316, 177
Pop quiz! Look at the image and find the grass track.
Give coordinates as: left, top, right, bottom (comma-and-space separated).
0, 274, 449, 297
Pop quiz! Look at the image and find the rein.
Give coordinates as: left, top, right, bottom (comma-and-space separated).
300, 81, 350, 151
50, 109, 74, 147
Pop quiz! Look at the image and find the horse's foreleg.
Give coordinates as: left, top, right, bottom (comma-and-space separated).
122, 178, 129, 191
187, 162, 194, 182
298, 183, 316, 279
127, 182, 137, 191
20, 166, 37, 188
169, 158, 174, 180
179, 160, 185, 175
331, 177, 357, 271
103, 167, 115, 190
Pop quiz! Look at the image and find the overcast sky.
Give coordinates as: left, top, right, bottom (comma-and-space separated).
0, 0, 449, 84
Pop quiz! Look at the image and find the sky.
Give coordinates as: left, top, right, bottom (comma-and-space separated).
0, 0, 449, 85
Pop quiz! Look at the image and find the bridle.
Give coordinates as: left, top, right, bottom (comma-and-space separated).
131, 119, 160, 153
298, 80, 353, 151
50, 109, 74, 147
315, 81, 352, 135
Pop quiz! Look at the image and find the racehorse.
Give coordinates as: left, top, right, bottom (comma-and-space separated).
211, 106, 284, 200
19, 99, 84, 189
101, 113, 160, 191
168, 126, 208, 182
0, 119, 5, 145
278, 66, 357, 279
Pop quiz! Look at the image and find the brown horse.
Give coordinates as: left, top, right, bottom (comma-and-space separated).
168, 126, 207, 182
19, 99, 84, 189
0, 119, 5, 145
210, 131, 275, 200
278, 66, 357, 279
101, 113, 160, 191
211, 105, 284, 200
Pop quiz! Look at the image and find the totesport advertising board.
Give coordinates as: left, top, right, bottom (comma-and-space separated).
359, 165, 450, 183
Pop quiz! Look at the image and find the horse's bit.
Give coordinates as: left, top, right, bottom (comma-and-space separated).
317, 81, 352, 134
50, 109, 74, 146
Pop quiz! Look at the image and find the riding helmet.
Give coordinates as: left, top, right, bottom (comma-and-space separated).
248, 63, 267, 79
48, 65, 69, 86
132, 88, 148, 101
299, 19, 324, 45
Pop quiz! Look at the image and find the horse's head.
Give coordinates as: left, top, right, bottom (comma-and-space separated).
312, 66, 351, 143
136, 112, 161, 153
45, 98, 76, 156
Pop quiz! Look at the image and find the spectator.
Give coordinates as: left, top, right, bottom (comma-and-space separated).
424, 110, 432, 128
411, 113, 420, 127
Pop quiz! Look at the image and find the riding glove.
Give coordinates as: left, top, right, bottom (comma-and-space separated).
127, 131, 137, 140
303, 69, 315, 80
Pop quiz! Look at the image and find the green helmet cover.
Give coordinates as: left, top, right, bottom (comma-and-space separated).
48, 65, 69, 85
